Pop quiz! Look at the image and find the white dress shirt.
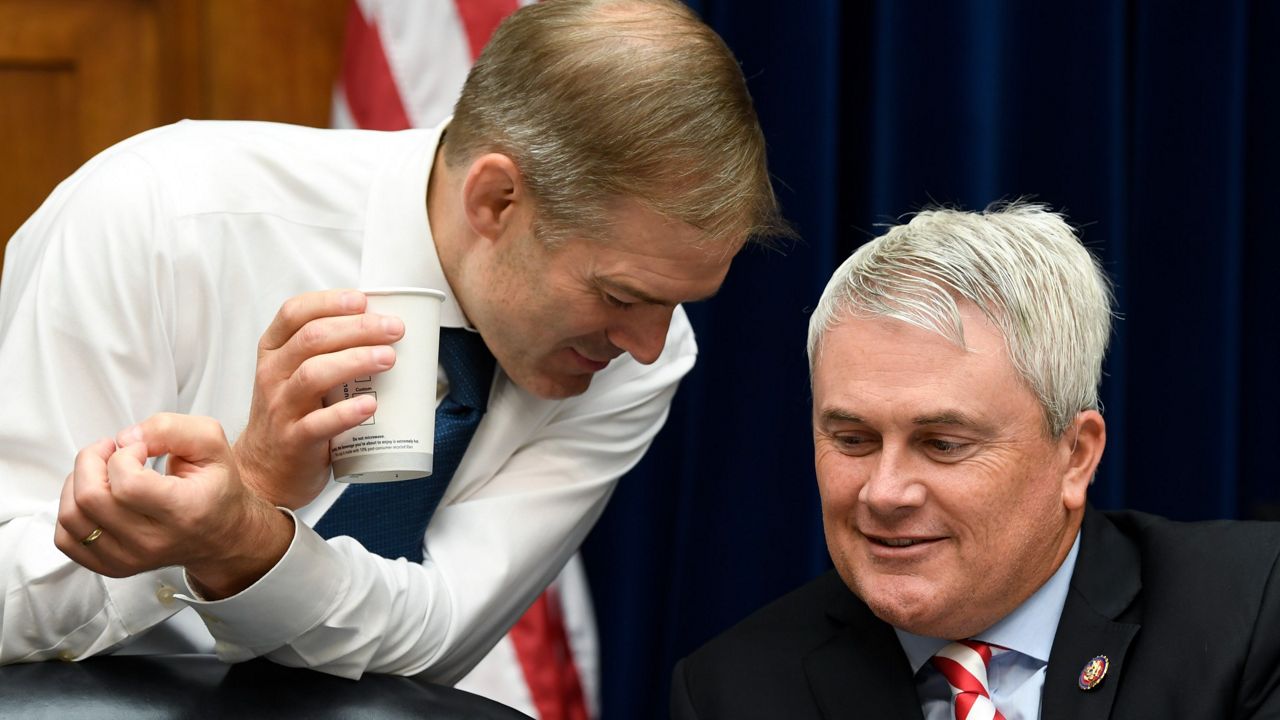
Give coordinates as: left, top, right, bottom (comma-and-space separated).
0, 119, 696, 682
895, 533, 1081, 720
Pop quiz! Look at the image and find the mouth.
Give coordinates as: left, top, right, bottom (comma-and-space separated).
863, 534, 946, 553
568, 348, 611, 373
875, 537, 931, 547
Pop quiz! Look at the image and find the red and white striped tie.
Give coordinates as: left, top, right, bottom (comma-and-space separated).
930, 640, 1007, 720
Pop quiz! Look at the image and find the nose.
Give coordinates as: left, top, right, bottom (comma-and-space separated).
607, 305, 674, 365
857, 443, 927, 515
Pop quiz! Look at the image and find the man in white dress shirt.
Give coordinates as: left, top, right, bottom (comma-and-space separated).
0, 0, 786, 684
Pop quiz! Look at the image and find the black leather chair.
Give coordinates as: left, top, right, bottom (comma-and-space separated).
0, 655, 534, 719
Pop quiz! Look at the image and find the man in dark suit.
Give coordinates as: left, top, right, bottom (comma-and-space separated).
672, 203, 1280, 719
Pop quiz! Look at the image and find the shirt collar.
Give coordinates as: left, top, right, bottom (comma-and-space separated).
894, 530, 1081, 672
359, 116, 472, 331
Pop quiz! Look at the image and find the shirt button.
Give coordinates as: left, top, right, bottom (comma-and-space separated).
156, 585, 177, 607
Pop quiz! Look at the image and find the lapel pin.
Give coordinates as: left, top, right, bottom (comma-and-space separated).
1077, 654, 1109, 691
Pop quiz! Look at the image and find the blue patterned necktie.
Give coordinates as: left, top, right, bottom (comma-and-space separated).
314, 327, 495, 562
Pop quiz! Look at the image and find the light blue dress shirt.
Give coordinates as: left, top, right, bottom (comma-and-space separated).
894, 533, 1081, 720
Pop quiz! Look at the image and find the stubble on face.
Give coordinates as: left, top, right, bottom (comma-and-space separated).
474, 231, 603, 399
462, 199, 735, 400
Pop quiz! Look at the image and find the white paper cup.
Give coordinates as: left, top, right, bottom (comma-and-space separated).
324, 287, 446, 483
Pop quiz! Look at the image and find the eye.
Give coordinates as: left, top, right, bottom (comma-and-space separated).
922, 437, 972, 460
603, 292, 634, 310
831, 432, 877, 456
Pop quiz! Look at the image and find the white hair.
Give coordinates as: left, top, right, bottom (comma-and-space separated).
807, 202, 1114, 436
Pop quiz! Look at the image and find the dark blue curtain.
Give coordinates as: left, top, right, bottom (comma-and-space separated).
581, 2, 1280, 717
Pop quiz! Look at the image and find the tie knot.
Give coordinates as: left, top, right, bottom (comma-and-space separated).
439, 327, 496, 410
931, 640, 1006, 720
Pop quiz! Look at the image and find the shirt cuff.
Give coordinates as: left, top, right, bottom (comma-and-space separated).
174, 508, 348, 661
101, 565, 190, 636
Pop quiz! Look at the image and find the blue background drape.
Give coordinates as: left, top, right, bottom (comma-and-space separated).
581, 1, 1280, 717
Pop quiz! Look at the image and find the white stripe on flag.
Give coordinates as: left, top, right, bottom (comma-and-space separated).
558, 552, 600, 717
330, 85, 357, 130
359, 0, 471, 127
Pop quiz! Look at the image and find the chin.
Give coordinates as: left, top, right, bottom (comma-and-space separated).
492, 352, 592, 399
846, 569, 960, 638
521, 371, 594, 400
866, 592, 991, 639
865, 596, 946, 636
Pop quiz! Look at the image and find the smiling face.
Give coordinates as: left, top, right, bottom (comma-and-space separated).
811, 302, 1093, 639
465, 199, 734, 399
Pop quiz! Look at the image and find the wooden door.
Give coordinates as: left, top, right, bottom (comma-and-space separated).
0, 0, 346, 282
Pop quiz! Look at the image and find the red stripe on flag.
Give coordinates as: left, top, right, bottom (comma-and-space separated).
340, 0, 413, 130
509, 590, 589, 720
453, 0, 521, 61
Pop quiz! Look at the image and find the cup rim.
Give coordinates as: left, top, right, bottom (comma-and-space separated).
359, 287, 447, 300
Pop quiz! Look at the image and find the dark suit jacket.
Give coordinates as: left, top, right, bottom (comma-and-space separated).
672, 508, 1280, 719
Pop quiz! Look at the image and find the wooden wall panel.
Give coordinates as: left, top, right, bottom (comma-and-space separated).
0, 0, 347, 281
0, 0, 162, 276
202, 0, 347, 124
0, 66, 79, 250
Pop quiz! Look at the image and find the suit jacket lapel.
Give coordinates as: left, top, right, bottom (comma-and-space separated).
804, 593, 925, 720
1042, 507, 1141, 720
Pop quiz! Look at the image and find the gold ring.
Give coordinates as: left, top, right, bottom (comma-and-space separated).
80, 527, 103, 546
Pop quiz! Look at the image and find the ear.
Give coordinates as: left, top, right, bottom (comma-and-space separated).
1060, 409, 1106, 512
460, 153, 527, 243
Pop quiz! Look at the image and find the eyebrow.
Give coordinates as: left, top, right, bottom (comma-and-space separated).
818, 409, 865, 425
818, 408, 992, 433
912, 411, 983, 428
598, 278, 719, 307
914, 412, 999, 439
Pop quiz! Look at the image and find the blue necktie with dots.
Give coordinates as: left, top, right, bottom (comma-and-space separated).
314, 327, 495, 562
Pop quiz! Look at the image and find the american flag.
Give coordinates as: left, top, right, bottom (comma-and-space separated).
332, 2, 596, 717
